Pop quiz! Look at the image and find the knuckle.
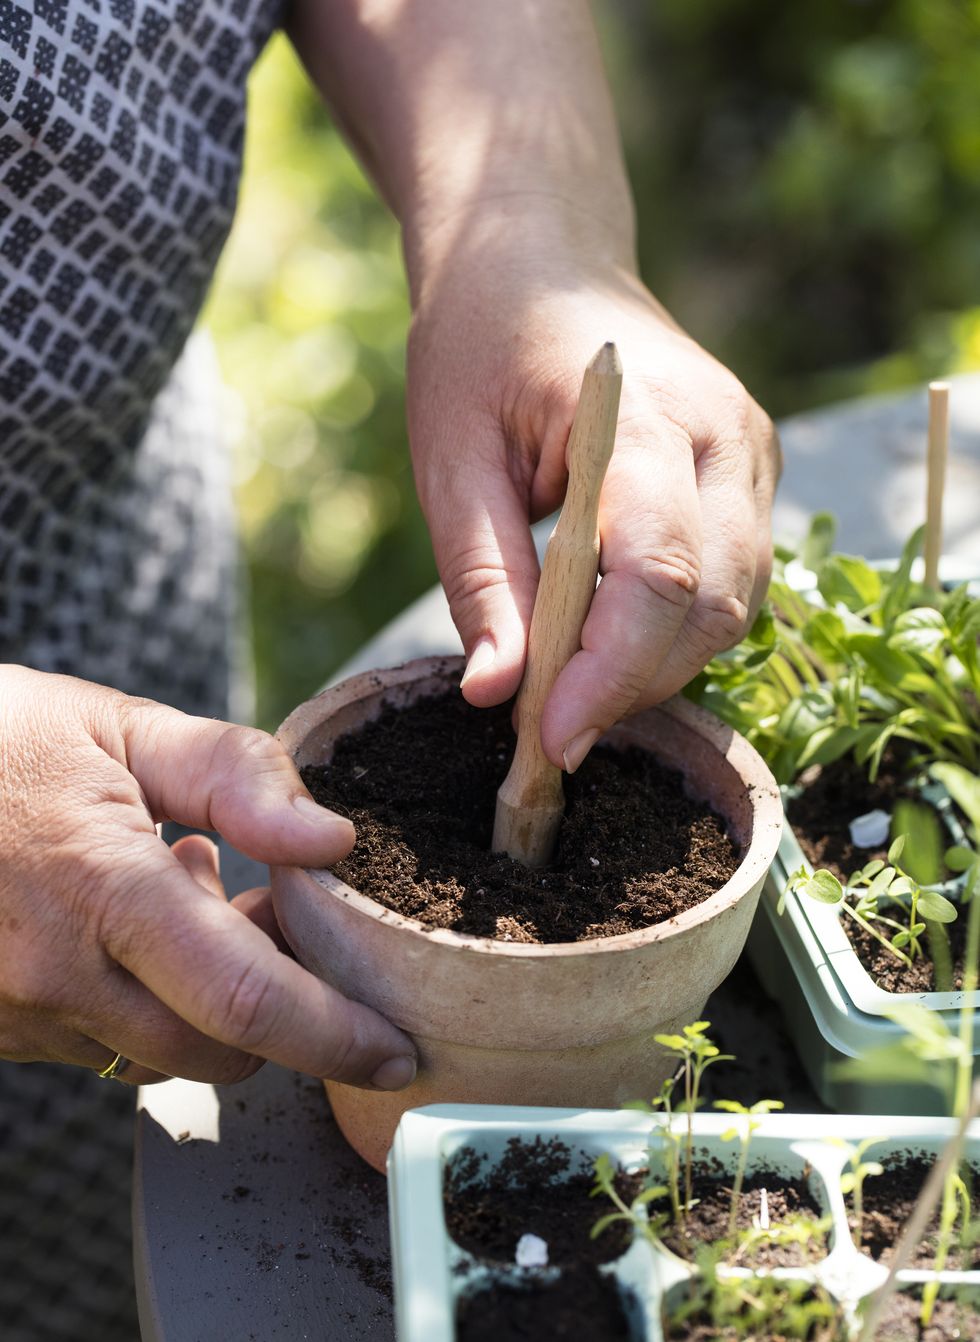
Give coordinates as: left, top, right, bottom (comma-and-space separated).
212, 959, 280, 1053
441, 547, 536, 620
687, 592, 752, 655
214, 724, 285, 777
632, 550, 701, 611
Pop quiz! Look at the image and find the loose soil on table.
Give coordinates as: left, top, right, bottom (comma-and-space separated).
859, 1154, 980, 1269
443, 1136, 640, 1267
659, 1166, 826, 1268
302, 689, 739, 943
455, 1269, 633, 1342
872, 1290, 980, 1341
787, 755, 967, 992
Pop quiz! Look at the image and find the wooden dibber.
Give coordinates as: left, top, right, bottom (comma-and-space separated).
491, 342, 622, 867
924, 380, 950, 591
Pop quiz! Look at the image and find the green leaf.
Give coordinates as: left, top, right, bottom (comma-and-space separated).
917, 891, 958, 923
887, 835, 907, 865
849, 634, 921, 685
945, 845, 978, 873
800, 512, 836, 571
799, 870, 844, 904
881, 525, 924, 629
862, 859, 886, 878
890, 607, 948, 656
892, 931, 910, 949
713, 1100, 746, 1115
817, 555, 883, 613
591, 1212, 628, 1239
801, 609, 849, 662
868, 866, 897, 900
890, 799, 944, 887
930, 763, 980, 837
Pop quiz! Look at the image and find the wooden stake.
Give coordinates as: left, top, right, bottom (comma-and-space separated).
491, 342, 622, 867
924, 381, 950, 591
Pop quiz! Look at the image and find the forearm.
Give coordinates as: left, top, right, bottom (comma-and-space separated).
287, 0, 637, 298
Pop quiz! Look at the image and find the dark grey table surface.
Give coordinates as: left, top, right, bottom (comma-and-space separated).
134, 376, 980, 1341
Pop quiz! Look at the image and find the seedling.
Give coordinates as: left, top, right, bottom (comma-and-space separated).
589, 1152, 669, 1252
715, 1098, 785, 1239
833, 1137, 884, 1247
664, 1241, 843, 1340
785, 834, 958, 987
653, 1021, 732, 1227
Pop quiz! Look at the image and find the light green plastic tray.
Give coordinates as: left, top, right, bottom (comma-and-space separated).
387, 1106, 980, 1341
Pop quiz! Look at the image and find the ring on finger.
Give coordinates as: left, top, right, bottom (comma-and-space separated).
97, 1051, 131, 1082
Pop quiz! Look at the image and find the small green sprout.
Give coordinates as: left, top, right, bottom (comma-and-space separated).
589, 1152, 668, 1250
654, 1021, 732, 1227
785, 834, 958, 986
715, 1098, 784, 1239
833, 1137, 884, 1247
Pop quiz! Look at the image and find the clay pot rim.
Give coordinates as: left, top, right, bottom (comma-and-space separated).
276, 655, 782, 960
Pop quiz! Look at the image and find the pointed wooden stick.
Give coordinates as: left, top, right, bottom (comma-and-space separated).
491, 342, 622, 867
924, 381, 950, 591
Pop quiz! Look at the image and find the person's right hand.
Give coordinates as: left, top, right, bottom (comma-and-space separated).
0, 665, 417, 1091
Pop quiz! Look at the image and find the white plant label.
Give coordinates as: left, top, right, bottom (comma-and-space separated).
848, 809, 890, 849
515, 1233, 549, 1268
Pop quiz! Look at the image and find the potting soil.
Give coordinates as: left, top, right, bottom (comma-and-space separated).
301, 690, 738, 944
859, 1153, 980, 1269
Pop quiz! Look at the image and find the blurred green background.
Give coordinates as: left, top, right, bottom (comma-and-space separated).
205, 0, 980, 731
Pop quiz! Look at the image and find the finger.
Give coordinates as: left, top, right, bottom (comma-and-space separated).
231, 885, 292, 953
631, 436, 762, 706
170, 834, 224, 899
105, 835, 417, 1090
540, 427, 702, 768
118, 708, 357, 868
415, 420, 541, 707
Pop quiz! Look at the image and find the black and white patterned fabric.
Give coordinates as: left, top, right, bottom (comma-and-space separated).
1, 3, 287, 1337
0, 0, 283, 714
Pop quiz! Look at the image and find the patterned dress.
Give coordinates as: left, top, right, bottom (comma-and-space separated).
0, 2, 285, 1335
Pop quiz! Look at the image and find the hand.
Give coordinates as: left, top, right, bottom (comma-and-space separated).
407, 228, 780, 772
0, 666, 416, 1090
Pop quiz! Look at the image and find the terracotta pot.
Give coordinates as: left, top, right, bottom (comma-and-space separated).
270, 655, 782, 1172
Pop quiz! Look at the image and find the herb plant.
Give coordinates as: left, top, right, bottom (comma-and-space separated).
715, 1098, 785, 1239
834, 1137, 884, 1248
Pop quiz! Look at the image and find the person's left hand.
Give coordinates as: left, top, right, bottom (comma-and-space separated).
407, 231, 781, 773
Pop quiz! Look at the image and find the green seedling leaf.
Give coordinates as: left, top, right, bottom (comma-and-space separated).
720, 1127, 738, 1143
931, 763, 980, 837
881, 524, 924, 628
799, 870, 844, 904
862, 859, 886, 878
892, 931, 910, 949
868, 866, 897, 900
917, 891, 958, 923
801, 609, 849, 662
633, 1186, 668, 1206
887, 835, 906, 865
591, 1212, 628, 1239
890, 799, 944, 887
818, 555, 882, 613
945, 846, 978, 873
888, 876, 914, 897
890, 607, 948, 656
848, 634, 921, 685
801, 512, 836, 571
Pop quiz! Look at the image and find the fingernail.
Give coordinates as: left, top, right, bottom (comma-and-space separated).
293, 794, 354, 837
370, 1055, 417, 1091
562, 728, 600, 775
461, 637, 496, 689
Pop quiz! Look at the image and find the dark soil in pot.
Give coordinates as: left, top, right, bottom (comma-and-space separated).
872, 1289, 980, 1341
301, 690, 739, 944
443, 1136, 640, 1267
455, 1268, 634, 1341
658, 1166, 825, 1268
859, 1153, 980, 1268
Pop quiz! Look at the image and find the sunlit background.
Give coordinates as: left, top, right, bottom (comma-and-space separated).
205, 1, 980, 731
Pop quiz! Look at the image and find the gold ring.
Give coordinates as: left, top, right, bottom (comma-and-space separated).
97, 1052, 131, 1081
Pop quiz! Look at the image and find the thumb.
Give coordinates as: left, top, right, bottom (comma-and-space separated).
420, 439, 541, 708
118, 705, 356, 868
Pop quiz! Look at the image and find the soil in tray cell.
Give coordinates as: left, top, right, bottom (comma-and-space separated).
859, 1153, 980, 1268
871, 1289, 980, 1341
443, 1136, 641, 1268
302, 690, 739, 944
659, 1165, 826, 1268
664, 1285, 847, 1342
455, 1268, 634, 1342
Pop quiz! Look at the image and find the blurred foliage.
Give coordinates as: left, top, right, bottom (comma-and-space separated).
206, 2, 980, 729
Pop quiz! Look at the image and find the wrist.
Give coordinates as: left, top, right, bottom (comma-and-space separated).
403, 185, 638, 312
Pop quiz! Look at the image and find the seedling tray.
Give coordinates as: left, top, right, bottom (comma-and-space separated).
387, 1106, 980, 1341
746, 791, 979, 1113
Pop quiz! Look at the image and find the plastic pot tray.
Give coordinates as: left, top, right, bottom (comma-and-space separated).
746, 792, 979, 1114
388, 1106, 979, 1342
